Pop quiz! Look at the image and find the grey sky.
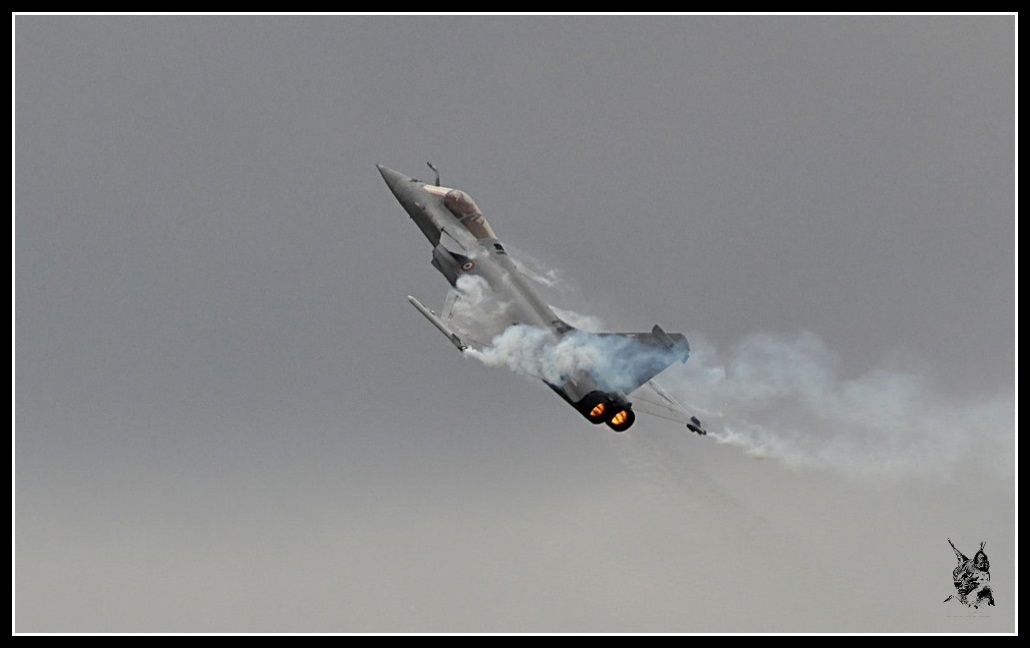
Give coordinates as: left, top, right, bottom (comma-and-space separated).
16, 16, 1014, 632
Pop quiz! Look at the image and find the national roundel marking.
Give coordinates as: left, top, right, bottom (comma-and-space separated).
461, 260, 475, 272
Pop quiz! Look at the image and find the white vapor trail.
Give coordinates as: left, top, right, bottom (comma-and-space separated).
503, 244, 567, 290
456, 261, 1013, 485
550, 306, 605, 332
467, 325, 683, 395
659, 332, 1014, 483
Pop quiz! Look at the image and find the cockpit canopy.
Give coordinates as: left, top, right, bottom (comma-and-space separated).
443, 190, 479, 217
443, 190, 497, 240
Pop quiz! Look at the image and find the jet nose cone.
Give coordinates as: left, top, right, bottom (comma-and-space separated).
376, 164, 413, 199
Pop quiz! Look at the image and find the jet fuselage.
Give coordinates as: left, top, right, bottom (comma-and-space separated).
378, 163, 702, 434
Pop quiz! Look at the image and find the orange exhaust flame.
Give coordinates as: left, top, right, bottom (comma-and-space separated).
589, 403, 606, 418
611, 410, 628, 426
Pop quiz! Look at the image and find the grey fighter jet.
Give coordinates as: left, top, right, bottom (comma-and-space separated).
378, 163, 707, 435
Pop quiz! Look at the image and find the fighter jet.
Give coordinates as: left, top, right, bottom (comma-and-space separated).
378, 163, 707, 435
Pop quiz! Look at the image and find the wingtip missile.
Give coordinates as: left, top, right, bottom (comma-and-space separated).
408, 295, 468, 352
687, 415, 707, 436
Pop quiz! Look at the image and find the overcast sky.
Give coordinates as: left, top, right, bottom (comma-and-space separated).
16, 16, 1014, 632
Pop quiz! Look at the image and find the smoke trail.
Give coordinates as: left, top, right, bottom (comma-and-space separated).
450, 275, 509, 326
550, 306, 605, 332
454, 275, 683, 394
660, 332, 1014, 483
502, 244, 567, 290
462, 304, 1012, 483
454, 257, 1013, 484
467, 325, 684, 395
